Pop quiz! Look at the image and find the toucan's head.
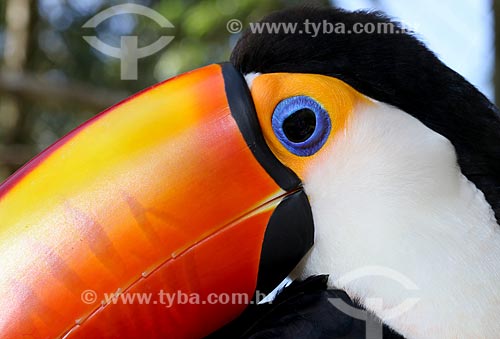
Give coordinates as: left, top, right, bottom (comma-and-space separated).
231, 7, 500, 338
1, 6, 499, 339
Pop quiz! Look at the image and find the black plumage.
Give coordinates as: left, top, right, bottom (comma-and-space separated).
208, 276, 404, 338
231, 6, 500, 221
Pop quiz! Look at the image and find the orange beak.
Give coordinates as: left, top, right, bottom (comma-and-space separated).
0, 63, 313, 338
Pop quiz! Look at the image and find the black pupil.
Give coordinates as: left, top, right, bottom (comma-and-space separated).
282, 108, 316, 143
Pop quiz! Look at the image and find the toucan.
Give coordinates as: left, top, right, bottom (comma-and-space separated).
0, 6, 499, 339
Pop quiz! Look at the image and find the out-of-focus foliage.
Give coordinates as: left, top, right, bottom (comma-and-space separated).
0, 0, 328, 182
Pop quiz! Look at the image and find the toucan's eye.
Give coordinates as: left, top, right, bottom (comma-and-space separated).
271, 96, 331, 157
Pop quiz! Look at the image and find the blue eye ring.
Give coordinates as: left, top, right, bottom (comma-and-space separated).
271, 95, 331, 157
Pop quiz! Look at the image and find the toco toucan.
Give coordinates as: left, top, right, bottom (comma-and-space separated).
0, 6, 499, 339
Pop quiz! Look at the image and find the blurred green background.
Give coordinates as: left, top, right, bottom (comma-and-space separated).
0, 0, 331, 181
0, 0, 495, 182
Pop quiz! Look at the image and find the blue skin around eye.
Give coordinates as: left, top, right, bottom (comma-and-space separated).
271, 96, 332, 157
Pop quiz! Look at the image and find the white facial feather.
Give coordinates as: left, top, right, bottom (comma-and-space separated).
292, 99, 500, 338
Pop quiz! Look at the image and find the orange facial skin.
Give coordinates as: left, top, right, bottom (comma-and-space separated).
0, 64, 286, 338
248, 72, 369, 179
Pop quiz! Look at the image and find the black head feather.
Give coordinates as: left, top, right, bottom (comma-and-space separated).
230, 6, 500, 221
